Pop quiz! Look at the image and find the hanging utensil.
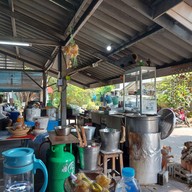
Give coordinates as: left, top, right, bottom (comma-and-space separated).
75, 125, 83, 147
81, 126, 87, 147
120, 126, 126, 143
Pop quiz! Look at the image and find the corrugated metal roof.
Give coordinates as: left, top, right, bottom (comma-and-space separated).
0, 69, 42, 92
0, 0, 191, 89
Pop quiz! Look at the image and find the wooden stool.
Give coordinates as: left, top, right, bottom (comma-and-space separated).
98, 150, 123, 177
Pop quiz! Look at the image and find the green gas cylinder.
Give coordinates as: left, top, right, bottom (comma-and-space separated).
47, 144, 75, 192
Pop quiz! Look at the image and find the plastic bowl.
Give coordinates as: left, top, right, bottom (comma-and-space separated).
55, 126, 71, 136
33, 128, 46, 136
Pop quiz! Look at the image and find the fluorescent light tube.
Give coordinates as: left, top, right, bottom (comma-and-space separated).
0, 41, 31, 46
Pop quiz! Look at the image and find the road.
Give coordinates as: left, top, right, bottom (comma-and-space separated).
161, 126, 192, 163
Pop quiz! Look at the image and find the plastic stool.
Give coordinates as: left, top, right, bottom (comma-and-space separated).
98, 150, 123, 177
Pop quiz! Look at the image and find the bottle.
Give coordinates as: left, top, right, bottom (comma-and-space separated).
115, 167, 141, 192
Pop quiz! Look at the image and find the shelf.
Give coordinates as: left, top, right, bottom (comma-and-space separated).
124, 66, 157, 115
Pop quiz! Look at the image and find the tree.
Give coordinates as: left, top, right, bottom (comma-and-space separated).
157, 72, 192, 110
47, 76, 114, 109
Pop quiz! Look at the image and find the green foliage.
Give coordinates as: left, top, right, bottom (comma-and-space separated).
157, 73, 192, 110
94, 85, 115, 102
67, 84, 91, 106
47, 75, 115, 109
67, 84, 114, 109
47, 77, 60, 108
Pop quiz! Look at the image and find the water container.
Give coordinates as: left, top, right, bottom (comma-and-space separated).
115, 167, 141, 192
2, 148, 48, 192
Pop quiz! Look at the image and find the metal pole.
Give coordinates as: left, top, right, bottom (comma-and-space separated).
59, 46, 67, 126
123, 74, 125, 111
43, 72, 47, 105
139, 67, 142, 114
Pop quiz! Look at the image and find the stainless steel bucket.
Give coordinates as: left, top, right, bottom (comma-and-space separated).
83, 126, 96, 140
99, 128, 120, 152
126, 114, 160, 133
78, 143, 100, 170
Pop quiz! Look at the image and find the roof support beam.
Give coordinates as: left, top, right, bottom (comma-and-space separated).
71, 79, 89, 89
0, 5, 66, 40
157, 58, 192, 69
23, 70, 43, 89
63, 0, 90, 39
0, 69, 43, 73
24, 47, 52, 60
70, 24, 162, 72
49, 0, 76, 12
152, 0, 182, 19
8, 0, 19, 56
87, 75, 121, 88
108, 24, 163, 56
79, 71, 106, 85
87, 60, 192, 88
64, 0, 104, 46
157, 62, 192, 78
44, 47, 59, 71
91, 25, 162, 65
167, 2, 192, 31
0, 48, 59, 76
0, 48, 43, 69
43, 1, 90, 71
122, 0, 192, 45
67, 65, 92, 75
155, 15, 192, 45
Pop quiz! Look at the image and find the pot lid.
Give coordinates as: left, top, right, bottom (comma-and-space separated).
2, 148, 34, 167
158, 108, 175, 140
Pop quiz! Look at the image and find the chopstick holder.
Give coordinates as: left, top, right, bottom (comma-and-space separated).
81, 127, 87, 147
75, 125, 83, 147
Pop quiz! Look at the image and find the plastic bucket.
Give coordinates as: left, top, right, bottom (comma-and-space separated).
26, 108, 41, 121
78, 143, 100, 170
33, 117, 49, 130
83, 126, 96, 140
99, 128, 120, 152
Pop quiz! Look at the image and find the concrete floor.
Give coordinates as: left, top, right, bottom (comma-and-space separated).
141, 179, 192, 192
162, 125, 192, 163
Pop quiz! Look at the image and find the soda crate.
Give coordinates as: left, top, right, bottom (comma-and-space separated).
168, 162, 177, 177
171, 163, 192, 184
